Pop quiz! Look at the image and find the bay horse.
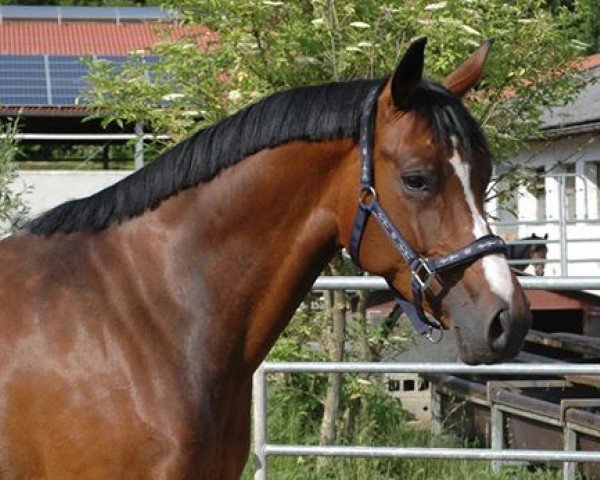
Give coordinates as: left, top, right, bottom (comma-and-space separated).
0, 38, 530, 478
507, 233, 548, 276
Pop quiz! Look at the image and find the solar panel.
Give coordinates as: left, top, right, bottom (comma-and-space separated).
0, 54, 159, 107
0, 6, 177, 22
0, 56, 47, 106
117, 7, 178, 21
145, 56, 160, 65
0, 6, 60, 21
0, 88, 48, 106
0, 55, 46, 65
48, 56, 89, 105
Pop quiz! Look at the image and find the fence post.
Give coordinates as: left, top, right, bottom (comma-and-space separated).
253, 363, 268, 480
431, 387, 443, 436
491, 405, 504, 474
558, 176, 568, 276
563, 425, 577, 480
134, 122, 144, 171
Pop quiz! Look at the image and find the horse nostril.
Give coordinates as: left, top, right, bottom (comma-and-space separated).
488, 309, 510, 352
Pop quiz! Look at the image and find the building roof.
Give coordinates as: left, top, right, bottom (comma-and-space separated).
0, 6, 215, 124
0, 5, 178, 23
540, 66, 600, 135
539, 55, 600, 136
0, 22, 214, 56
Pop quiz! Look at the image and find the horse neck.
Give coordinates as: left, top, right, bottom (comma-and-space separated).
142, 139, 355, 373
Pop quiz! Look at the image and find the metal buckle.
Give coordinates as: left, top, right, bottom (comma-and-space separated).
358, 186, 377, 210
411, 258, 435, 290
425, 324, 444, 344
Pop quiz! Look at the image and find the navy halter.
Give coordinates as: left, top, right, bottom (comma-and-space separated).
348, 86, 507, 342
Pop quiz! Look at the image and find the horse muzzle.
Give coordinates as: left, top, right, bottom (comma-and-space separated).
451, 293, 531, 365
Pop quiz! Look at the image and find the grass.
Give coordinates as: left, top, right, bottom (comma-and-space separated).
240, 380, 569, 480
242, 427, 565, 480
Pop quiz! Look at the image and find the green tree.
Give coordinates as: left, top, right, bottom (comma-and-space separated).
86, 0, 587, 187
0, 121, 29, 236
542, 0, 600, 55
84, 40, 230, 144
577, 0, 600, 54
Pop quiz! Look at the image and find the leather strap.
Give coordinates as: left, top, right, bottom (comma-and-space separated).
348, 86, 507, 341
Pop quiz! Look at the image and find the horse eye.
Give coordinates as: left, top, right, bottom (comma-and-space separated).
402, 174, 429, 192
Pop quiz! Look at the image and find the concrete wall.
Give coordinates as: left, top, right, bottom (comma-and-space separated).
14, 170, 132, 219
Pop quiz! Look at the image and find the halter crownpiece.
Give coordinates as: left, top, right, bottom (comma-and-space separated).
348, 86, 507, 343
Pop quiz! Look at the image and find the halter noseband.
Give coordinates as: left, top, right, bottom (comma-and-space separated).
348, 86, 507, 343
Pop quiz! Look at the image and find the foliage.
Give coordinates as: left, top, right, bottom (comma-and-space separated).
175, 0, 586, 159
85, 0, 588, 195
83, 41, 231, 145
0, 121, 30, 236
575, 0, 600, 54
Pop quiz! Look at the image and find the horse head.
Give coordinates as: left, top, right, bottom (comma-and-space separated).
529, 233, 548, 276
341, 38, 531, 364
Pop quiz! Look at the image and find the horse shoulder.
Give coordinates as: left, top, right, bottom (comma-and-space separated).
0, 233, 225, 476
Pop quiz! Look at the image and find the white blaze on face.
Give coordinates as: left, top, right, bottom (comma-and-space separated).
448, 145, 514, 306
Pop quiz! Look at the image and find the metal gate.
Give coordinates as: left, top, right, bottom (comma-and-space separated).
252, 276, 600, 480
253, 362, 600, 480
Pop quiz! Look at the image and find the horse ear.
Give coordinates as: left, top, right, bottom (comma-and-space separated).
442, 39, 494, 97
390, 37, 427, 109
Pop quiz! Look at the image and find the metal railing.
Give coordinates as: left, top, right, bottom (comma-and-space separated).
253, 276, 600, 480
253, 363, 600, 480
313, 275, 600, 291
489, 171, 600, 276
492, 217, 600, 277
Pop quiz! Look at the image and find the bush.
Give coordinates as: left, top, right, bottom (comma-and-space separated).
0, 120, 29, 236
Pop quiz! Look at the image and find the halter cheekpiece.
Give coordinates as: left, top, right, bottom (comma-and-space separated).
348, 86, 507, 343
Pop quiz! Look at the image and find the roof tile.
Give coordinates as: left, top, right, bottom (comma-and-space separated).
0, 22, 215, 56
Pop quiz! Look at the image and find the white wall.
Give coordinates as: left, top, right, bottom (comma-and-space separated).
498, 133, 600, 277
14, 170, 132, 219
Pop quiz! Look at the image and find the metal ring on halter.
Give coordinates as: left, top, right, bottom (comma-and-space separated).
358, 186, 377, 210
425, 324, 444, 344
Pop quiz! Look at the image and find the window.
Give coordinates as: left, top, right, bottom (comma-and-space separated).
388, 379, 400, 392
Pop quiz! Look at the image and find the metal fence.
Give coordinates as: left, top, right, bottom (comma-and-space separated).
495, 218, 600, 276
490, 171, 600, 277
252, 276, 600, 480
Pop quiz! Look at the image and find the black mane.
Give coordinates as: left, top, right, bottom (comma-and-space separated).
26, 77, 487, 235
410, 80, 489, 161
507, 234, 548, 261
